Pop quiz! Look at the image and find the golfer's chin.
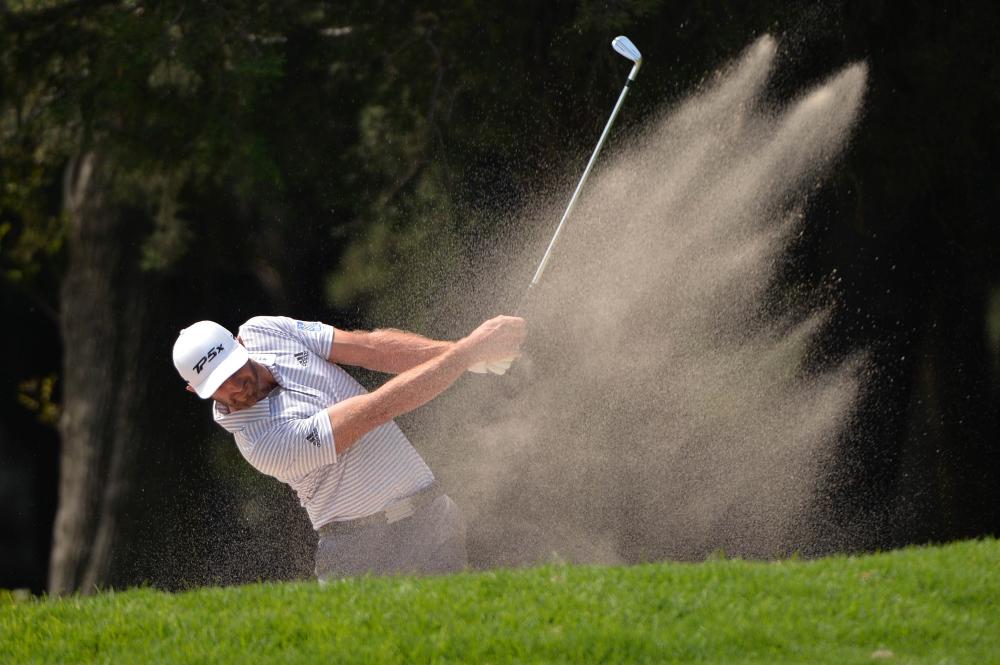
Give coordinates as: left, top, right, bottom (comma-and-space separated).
225, 383, 257, 411
223, 395, 257, 412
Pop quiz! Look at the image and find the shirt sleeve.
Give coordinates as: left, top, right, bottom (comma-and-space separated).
244, 409, 337, 479
240, 315, 334, 359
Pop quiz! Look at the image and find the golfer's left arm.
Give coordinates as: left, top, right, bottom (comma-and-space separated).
329, 327, 454, 374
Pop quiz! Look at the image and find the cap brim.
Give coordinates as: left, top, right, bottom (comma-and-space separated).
194, 344, 250, 399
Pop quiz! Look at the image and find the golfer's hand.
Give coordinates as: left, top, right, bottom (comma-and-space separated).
461, 315, 526, 372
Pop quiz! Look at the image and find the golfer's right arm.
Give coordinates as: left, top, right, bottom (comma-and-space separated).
326, 315, 525, 454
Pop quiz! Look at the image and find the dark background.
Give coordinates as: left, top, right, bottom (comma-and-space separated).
1, 2, 997, 594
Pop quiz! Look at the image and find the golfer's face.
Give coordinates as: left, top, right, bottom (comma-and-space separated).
212, 361, 257, 410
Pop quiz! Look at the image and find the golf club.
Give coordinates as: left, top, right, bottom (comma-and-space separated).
470, 35, 642, 374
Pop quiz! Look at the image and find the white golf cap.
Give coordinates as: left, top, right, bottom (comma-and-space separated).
172, 321, 249, 399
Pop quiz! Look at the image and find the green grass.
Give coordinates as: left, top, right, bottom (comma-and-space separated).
2, 539, 998, 664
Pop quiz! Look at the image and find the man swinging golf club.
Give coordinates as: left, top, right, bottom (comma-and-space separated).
173, 34, 639, 582
173, 314, 525, 581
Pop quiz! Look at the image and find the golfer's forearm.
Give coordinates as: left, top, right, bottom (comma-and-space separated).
330, 328, 453, 373
367, 328, 454, 372
326, 344, 472, 453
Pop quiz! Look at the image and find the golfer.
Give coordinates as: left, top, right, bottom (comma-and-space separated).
172, 314, 525, 582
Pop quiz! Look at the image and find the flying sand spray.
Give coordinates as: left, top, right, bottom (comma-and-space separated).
468, 35, 643, 374
419, 34, 869, 567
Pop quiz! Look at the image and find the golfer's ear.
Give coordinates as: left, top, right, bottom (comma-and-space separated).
185, 384, 196, 394
236, 335, 245, 346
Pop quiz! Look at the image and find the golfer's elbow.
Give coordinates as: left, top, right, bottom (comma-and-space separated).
326, 394, 391, 454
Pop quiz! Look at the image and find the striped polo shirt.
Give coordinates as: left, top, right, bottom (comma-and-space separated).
212, 315, 434, 529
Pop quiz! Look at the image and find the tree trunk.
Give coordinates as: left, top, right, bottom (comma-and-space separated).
48, 152, 150, 595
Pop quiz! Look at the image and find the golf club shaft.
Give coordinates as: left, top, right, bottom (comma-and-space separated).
469, 44, 641, 375
529, 62, 640, 290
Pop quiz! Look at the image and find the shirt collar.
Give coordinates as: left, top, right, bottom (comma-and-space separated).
213, 398, 272, 432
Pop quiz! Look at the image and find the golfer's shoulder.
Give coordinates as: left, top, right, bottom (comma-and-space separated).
243, 414, 325, 463
241, 315, 331, 336
233, 419, 295, 478
238, 315, 299, 341
241, 315, 333, 357
235, 411, 297, 447
241, 314, 288, 331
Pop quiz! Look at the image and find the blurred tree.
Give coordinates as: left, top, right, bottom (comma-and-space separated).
0, 0, 330, 594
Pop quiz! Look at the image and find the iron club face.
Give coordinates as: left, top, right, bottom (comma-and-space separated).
612, 35, 642, 65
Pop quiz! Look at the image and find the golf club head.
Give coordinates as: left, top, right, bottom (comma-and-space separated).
612, 36, 642, 64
